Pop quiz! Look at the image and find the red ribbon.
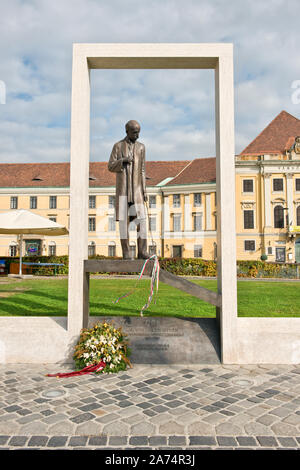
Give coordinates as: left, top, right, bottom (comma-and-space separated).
46, 361, 106, 378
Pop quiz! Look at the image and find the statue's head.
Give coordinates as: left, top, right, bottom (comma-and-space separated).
125, 120, 140, 143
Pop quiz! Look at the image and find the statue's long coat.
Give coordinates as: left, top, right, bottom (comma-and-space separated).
108, 138, 146, 221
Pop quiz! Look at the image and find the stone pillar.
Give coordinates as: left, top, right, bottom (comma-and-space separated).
68, 48, 90, 338
215, 52, 238, 363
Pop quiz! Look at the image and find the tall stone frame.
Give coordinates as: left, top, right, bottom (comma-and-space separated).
67, 43, 238, 363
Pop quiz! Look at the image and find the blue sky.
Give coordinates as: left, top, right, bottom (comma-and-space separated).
0, 0, 300, 163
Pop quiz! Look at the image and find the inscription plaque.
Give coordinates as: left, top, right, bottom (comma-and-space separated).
89, 316, 220, 364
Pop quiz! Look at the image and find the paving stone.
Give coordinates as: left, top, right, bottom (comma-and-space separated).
47, 436, 69, 447
236, 436, 257, 446
282, 414, 300, 425
42, 413, 68, 424
75, 421, 102, 435
131, 421, 156, 436
270, 407, 292, 418
129, 436, 148, 446
70, 412, 95, 424
27, 436, 49, 447
149, 436, 167, 446
277, 437, 298, 447
96, 413, 119, 424
109, 436, 128, 446
215, 422, 243, 435
8, 436, 28, 447
271, 422, 298, 436
19, 421, 49, 435
88, 436, 107, 446
159, 421, 185, 435
256, 414, 279, 426
189, 436, 216, 446
48, 421, 76, 435
244, 422, 273, 436
216, 436, 238, 446
69, 436, 88, 447
103, 421, 130, 436
168, 436, 186, 446
0, 436, 9, 445
257, 436, 278, 447
17, 413, 42, 424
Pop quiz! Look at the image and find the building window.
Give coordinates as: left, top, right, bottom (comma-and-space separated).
149, 244, 157, 256
273, 178, 283, 192
108, 243, 116, 257
10, 196, 18, 209
149, 195, 156, 208
172, 245, 182, 257
173, 214, 181, 231
88, 241, 96, 256
89, 195, 96, 209
243, 210, 254, 229
173, 194, 180, 208
194, 245, 202, 258
88, 217, 96, 232
243, 179, 254, 193
244, 240, 255, 251
267, 246, 273, 255
149, 216, 156, 232
108, 216, 116, 231
30, 196, 37, 209
275, 247, 285, 262
194, 193, 202, 206
9, 244, 17, 256
296, 179, 300, 191
49, 216, 57, 223
49, 196, 57, 209
48, 242, 56, 256
193, 213, 202, 231
297, 206, 300, 226
108, 195, 115, 209
274, 205, 284, 228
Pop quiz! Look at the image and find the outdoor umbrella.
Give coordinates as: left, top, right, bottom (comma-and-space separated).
0, 209, 69, 276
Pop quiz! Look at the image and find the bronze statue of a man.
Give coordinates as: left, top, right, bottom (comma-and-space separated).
108, 120, 149, 260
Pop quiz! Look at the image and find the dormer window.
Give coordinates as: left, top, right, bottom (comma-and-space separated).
32, 176, 43, 181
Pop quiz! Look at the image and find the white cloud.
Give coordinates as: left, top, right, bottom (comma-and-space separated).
0, 0, 300, 163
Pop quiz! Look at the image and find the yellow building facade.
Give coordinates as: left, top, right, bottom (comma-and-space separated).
1, 110, 300, 263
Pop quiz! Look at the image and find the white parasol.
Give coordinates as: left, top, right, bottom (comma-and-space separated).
0, 209, 68, 276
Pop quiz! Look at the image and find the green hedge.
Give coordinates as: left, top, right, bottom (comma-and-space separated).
2, 255, 300, 278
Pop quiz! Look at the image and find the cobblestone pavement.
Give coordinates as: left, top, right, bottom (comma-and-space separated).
0, 363, 300, 450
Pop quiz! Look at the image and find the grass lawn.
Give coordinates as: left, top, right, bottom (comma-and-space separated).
0, 277, 299, 317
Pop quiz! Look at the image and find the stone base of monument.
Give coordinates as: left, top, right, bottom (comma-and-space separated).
89, 316, 220, 364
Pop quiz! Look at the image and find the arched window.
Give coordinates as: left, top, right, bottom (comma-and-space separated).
274, 205, 284, 228
48, 241, 56, 256
149, 241, 157, 256
9, 242, 17, 257
88, 241, 96, 257
297, 206, 300, 226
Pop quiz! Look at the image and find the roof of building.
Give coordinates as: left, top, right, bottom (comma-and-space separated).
166, 157, 216, 185
0, 160, 191, 188
240, 110, 300, 156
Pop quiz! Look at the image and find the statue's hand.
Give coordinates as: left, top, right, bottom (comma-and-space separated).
122, 156, 133, 164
